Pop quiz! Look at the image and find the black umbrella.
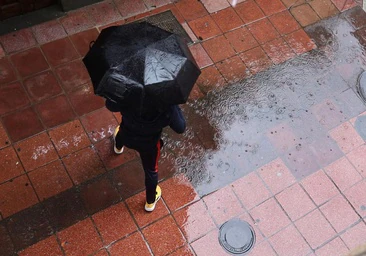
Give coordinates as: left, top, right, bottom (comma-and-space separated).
82, 21, 201, 109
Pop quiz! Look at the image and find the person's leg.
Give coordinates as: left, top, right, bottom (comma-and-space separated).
169, 105, 186, 134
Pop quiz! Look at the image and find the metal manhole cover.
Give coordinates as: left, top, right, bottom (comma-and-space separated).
357, 70, 366, 103
219, 219, 256, 255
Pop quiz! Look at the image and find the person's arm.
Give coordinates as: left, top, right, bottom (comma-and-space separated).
169, 105, 186, 134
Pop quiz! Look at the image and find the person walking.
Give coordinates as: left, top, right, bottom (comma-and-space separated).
106, 99, 186, 212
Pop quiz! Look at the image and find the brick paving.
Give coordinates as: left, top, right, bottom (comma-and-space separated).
0, 0, 366, 255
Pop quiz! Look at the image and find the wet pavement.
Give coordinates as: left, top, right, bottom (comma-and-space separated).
0, 0, 366, 255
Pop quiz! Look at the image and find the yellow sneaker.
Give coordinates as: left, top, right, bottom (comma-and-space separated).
113, 126, 124, 154
144, 185, 162, 212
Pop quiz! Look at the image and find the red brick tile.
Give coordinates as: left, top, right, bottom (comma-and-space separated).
63, 147, 105, 185
57, 218, 103, 256
189, 43, 213, 69
247, 18, 280, 45
191, 230, 232, 256
320, 194, 360, 232
32, 20, 67, 44
80, 108, 118, 143
68, 83, 105, 116
126, 190, 169, 228
276, 183, 316, 221
202, 35, 235, 62
211, 7, 243, 32
311, 99, 346, 130
144, 0, 171, 9
142, 215, 185, 256
41, 37, 80, 67
301, 170, 339, 206
87, 0, 122, 26
269, 225, 312, 256
0, 58, 17, 85
0, 28, 36, 54
330, 122, 364, 153
169, 246, 195, 256
94, 249, 109, 256
237, 211, 265, 244
115, 0, 148, 18
60, 9, 95, 35
28, 160, 72, 201
35, 95, 76, 128
2, 107, 44, 142
344, 180, 366, 217
341, 221, 366, 250
284, 29, 317, 55
281, 0, 307, 8
239, 46, 273, 74
225, 26, 259, 53
24, 71, 62, 103
347, 144, 366, 178
69, 28, 100, 56
182, 22, 197, 42
10, 47, 49, 78
290, 4, 321, 27
315, 237, 349, 256
324, 157, 362, 191
256, 0, 286, 16
49, 120, 90, 157
309, 0, 339, 19
173, 200, 215, 242
0, 123, 10, 149
92, 201, 137, 245
18, 235, 63, 256
0, 146, 24, 183
332, 0, 357, 11
174, 0, 208, 22
295, 209, 337, 249
0, 82, 30, 115
108, 231, 151, 256
200, 0, 230, 13
269, 10, 300, 36
262, 37, 296, 64
55, 60, 90, 92
215, 55, 249, 83
160, 174, 199, 212
248, 241, 277, 256
15, 132, 58, 171
257, 158, 296, 194
195, 65, 226, 94
235, 0, 265, 24
188, 84, 205, 101
188, 15, 221, 40
0, 174, 38, 217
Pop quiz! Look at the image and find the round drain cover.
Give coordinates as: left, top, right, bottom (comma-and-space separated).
357, 70, 366, 102
219, 219, 256, 255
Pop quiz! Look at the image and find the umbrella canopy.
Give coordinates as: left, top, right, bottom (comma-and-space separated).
82, 21, 201, 108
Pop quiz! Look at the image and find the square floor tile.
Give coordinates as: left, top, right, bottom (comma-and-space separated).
169, 246, 195, 256
70, 28, 100, 56
347, 144, 366, 178
0, 147, 24, 183
92, 201, 137, 245
10, 47, 49, 78
269, 224, 312, 256
324, 157, 362, 191
24, 71, 63, 103
142, 216, 185, 256
15, 132, 58, 171
0, 58, 17, 85
126, 190, 169, 228
188, 15, 222, 40
41, 37, 80, 67
211, 7, 243, 32
0, 123, 10, 149
28, 160, 72, 201
285, 29, 317, 55
256, 0, 286, 16
2, 107, 44, 142
215, 55, 249, 83
301, 170, 339, 206
266, 122, 299, 153
257, 158, 296, 194
276, 183, 316, 221
269, 11, 300, 36
237, 211, 265, 244
114, 0, 148, 18
191, 229, 229, 256
108, 231, 151, 256
0, 28, 36, 54
195, 65, 226, 93
308, 136, 343, 168
160, 174, 200, 212
202, 35, 235, 62
231, 172, 271, 210
290, 4, 321, 27
174, 0, 208, 22
173, 200, 215, 242
344, 180, 366, 217
86, 0, 122, 26
60, 9, 95, 35
0, 82, 30, 115
18, 235, 62, 256
189, 43, 213, 69
320, 194, 360, 232
32, 20, 67, 44
311, 99, 347, 130
315, 237, 349, 256
35, 94, 76, 128
225, 26, 259, 53
201, 0, 230, 13
55, 60, 90, 92
250, 198, 291, 237
182, 22, 198, 42
248, 241, 277, 256
295, 209, 337, 249
57, 218, 103, 256
281, 0, 307, 8
309, 0, 339, 19
341, 221, 366, 250
203, 185, 244, 225
330, 122, 364, 153
49, 120, 90, 157
80, 107, 118, 143
63, 147, 105, 185
332, 0, 357, 11
239, 46, 273, 74
234, 0, 265, 24
247, 18, 280, 45
0, 175, 38, 218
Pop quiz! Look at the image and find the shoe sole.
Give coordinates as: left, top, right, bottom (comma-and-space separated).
144, 195, 161, 212
113, 126, 124, 154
